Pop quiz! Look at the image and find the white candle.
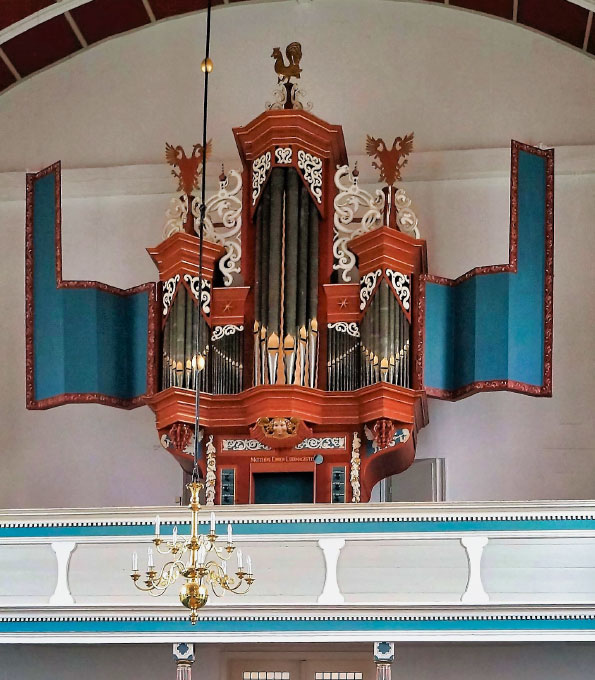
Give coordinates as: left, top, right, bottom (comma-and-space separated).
132, 551, 138, 571
221, 559, 227, 576
172, 526, 178, 542
227, 523, 233, 545
246, 556, 252, 575
155, 515, 160, 537
147, 548, 154, 568
237, 549, 243, 570
198, 545, 206, 564
210, 512, 216, 534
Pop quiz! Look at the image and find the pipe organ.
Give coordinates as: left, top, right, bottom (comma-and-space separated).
147, 69, 429, 504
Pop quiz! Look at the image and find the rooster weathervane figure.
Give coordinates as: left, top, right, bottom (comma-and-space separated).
271, 42, 303, 83
365, 133, 414, 186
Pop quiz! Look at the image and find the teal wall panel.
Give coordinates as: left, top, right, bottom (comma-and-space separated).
27, 165, 155, 408
424, 144, 552, 397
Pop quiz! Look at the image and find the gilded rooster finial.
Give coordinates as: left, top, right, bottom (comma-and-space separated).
365, 133, 414, 186
165, 140, 212, 195
271, 42, 303, 83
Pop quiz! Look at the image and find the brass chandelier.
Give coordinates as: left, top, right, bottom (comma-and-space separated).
129, 0, 254, 624
130, 482, 254, 624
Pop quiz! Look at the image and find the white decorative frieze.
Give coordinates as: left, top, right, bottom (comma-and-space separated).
183, 275, 211, 315
162, 274, 180, 316
252, 151, 272, 205
222, 439, 271, 452
359, 269, 382, 311
385, 269, 411, 312
275, 147, 293, 164
211, 325, 244, 342
297, 149, 323, 203
295, 437, 346, 450
328, 322, 360, 338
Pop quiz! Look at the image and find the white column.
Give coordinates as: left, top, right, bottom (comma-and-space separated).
173, 643, 195, 680
49, 541, 76, 605
460, 536, 489, 604
317, 537, 345, 605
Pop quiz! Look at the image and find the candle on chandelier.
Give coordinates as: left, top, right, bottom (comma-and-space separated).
227, 523, 233, 545
132, 551, 138, 571
237, 548, 243, 570
173, 526, 178, 542
221, 559, 227, 576
147, 548, 154, 568
155, 515, 160, 537
198, 545, 206, 564
210, 512, 216, 534
246, 556, 252, 575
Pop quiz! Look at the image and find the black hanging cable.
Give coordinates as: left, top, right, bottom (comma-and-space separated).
193, 0, 213, 482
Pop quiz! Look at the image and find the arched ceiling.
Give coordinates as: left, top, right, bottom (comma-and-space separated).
0, 0, 594, 94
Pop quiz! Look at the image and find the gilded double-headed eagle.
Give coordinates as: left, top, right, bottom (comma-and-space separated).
271, 42, 303, 83
365, 132, 414, 186
165, 140, 212, 195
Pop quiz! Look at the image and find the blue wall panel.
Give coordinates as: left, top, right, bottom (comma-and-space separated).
28, 166, 154, 407
424, 145, 551, 397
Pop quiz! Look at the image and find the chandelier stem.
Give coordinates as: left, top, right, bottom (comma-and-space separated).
193, 0, 213, 481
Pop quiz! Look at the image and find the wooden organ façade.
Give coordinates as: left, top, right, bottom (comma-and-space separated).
147, 87, 428, 505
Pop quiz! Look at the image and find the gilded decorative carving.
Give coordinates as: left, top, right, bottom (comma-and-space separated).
257, 417, 299, 439
205, 435, 216, 506
350, 432, 361, 503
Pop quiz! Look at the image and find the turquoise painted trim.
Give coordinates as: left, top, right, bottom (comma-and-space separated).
424, 147, 549, 392
1, 617, 593, 634
2, 518, 594, 539
30, 169, 151, 403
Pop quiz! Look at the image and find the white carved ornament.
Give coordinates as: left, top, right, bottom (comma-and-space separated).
205, 435, 216, 507
162, 274, 180, 316
333, 165, 384, 283
190, 169, 243, 287
296, 437, 346, 450
297, 149, 323, 204
252, 151, 272, 205
163, 194, 189, 239
394, 188, 420, 239
359, 269, 382, 311
266, 83, 313, 112
385, 269, 411, 312
328, 321, 360, 338
275, 147, 293, 164
350, 432, 361, 504
183, 274, 211, 315
211, 324, 244, 341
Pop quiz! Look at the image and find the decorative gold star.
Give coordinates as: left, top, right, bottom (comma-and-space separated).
338, 298, 348, 309
223, 302, 233, 312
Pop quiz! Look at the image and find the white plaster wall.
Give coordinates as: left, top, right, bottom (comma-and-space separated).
0, 643, 595, 680
0, 0, 594, 508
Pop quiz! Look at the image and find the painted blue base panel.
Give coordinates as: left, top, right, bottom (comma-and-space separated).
424, 146, 550, 393
29, 167, 152, 405
1, 617, 593, 634
2, 517, 594, 539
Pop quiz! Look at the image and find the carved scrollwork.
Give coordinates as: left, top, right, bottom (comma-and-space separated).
266, 83, 312, 111
333, 165, 384, 283
162, 274, 180, 316
360, 269, 382, 311
328, 321, 360, 338
191, 169, 243, 287
297, 150, 323, 204
211, 324, 244, 341
385, 269, 411, 312
163, 194, 189, 239
222, 439, 270, 452
295, 437, 346, 450
394, 188, 420, 238
275, 147, 293, 164
183, 275, 211, 315
252, 151, 272, 205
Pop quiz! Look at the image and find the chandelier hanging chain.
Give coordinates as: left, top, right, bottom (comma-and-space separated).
193, 0, 213, 481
